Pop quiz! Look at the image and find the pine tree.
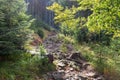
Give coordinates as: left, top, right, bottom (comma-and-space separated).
0, 0, 33, 55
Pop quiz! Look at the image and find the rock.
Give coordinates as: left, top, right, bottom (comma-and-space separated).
68, 52, 82, 59
96, 76, 105, 80
91, 74, 105, 80
85, 72, 96, 77
47, 45, 53, 49
57, 61, 66, 67
83, 63, 95, 72
52, 71, 65, 80
92, 73, 100, 78
67, 44, 74, 51
43, 74, 52, 80
82, 63, 90, 69
57, 53, 66, 60
66, 70, 70, 73
67, 52, 86, 64
54, 59, 67, 69
70, 68, 74, 71
42, 33, 105, 80
78, 76, 87, 80
58, 70, 65, 72
74, 74, 79, 80
68, 61, 80, 70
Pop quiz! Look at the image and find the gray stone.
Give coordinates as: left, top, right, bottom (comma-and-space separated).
70, 68, 74, 71
57, 61, 66, 67
52, 71, 65, 80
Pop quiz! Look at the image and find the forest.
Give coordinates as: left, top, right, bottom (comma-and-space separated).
0, 0, 120, 80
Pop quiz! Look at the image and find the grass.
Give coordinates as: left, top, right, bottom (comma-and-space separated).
74, 39, 120, 80
0, 57, 35, 80
57, 33, 120, 80
0, 46, 56, 80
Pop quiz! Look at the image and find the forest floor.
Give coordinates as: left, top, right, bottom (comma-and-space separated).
41, 32, 104, 80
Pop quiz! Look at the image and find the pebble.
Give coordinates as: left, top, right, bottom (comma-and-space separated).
70, 68, 74, 71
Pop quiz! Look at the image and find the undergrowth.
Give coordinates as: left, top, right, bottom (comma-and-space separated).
58, 33, 120, 80
74, 38, 120, 80
0, 45, 56, 80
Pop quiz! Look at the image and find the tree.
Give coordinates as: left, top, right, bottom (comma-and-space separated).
0, 0, 33, 55
47, 2, 79, 35
77, 0, 120, 37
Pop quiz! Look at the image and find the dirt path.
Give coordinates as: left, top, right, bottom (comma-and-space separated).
42, 33, 104, 80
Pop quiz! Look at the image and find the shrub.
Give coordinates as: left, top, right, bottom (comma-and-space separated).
0, 45, 56, 80
31, 19, 51, 31
75, 27, 113, 45
37, 28, 44, 39
75, 27, 89, 43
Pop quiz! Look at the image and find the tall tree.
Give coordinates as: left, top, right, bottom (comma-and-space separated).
47, 2, 79, 35
77, 0, 120, 37
0, 0, 33, 55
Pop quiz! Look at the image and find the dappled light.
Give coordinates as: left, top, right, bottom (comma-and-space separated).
0, 0, 120, 80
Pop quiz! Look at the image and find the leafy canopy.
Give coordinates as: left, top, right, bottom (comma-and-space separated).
47, 2, 79, 31
77, 0, 120, 37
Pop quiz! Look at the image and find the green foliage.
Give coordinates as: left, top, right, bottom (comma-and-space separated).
58, 33, 75, 44
38, 45, 56, 74
47, 2, 83, 45
74, 37, 120, 79
0, 0, 34, 55
77, 0, 120, 76
60, 43, 67, 53
0, 45, 56, 80
75, 27, 113, 45
47, 2, 79, 32
31, 19, 51, 31
27, 45, 56, 76
0, 54, 35, 80
39, 45, 47, 56
48, 0, 120, 79
37, 28, 44, 39
75, 27, 89, 43
77, 0, 120, 37
48, 1, 120, 45
30, 19, 54, 38
38, 57, 56, 74
74, 41, 120, 79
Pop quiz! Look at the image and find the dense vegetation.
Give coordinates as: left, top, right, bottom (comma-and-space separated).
47, 0, 120, 79
0, 0, 33, 55
0, 0, 54, 79
0, 0, 120, 80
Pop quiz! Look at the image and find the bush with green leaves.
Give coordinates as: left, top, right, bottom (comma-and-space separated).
37, 28, 44, 39
31, 19, 51, 31
77, 0, 120, 37
75, 27, 89, 43
75, 27, 113, 45
0, 45, 56, 80
47, 2, 113, 45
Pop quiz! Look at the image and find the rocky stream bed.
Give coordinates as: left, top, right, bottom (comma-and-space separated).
42, 33, 104, 80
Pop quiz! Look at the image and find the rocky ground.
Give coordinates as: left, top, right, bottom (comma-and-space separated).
42, 33, 104, 80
